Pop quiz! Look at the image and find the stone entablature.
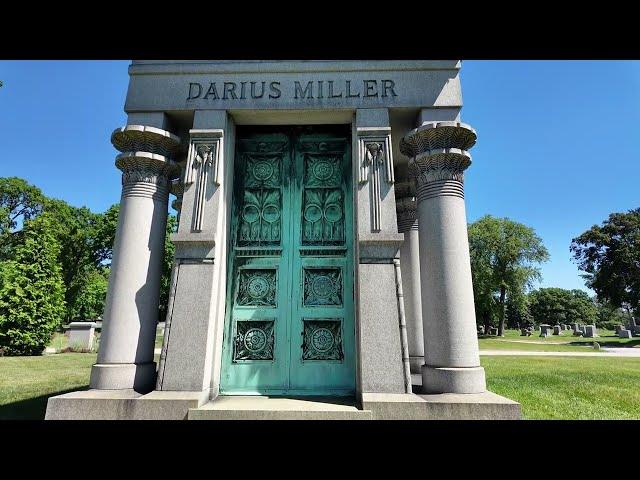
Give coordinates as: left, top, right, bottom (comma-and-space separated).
124, 61, 462, 112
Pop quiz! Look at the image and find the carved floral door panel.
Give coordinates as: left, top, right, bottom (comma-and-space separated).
221, 128, 354, 395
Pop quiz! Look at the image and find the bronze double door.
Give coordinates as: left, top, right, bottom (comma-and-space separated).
220, 126, 355, 395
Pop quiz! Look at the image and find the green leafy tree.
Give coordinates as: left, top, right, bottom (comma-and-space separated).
0, 214, 66, 355
159, 214, 177, 323
0, 177, 46, 258
67, 268, 109, 321
528, 288, 597, 326
505, 290, 532, 328
468, 215, 549, 336
570, 208, 640, 324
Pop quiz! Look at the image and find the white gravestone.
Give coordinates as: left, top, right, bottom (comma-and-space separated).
539, 324, 552, 337
68, 322, 97, 351
553, 325, 562, 335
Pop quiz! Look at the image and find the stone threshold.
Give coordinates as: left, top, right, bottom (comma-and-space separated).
189, 396, 372, 420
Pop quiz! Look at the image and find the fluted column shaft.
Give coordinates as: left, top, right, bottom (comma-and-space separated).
403, 122, 486, 394
90, 125, 180, 393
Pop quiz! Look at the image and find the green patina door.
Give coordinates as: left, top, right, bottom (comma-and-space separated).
220, 126, 355, 395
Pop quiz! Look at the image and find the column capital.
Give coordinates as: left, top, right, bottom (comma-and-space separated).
400, 121, 476, 158
396, 196, 418, 233
402, 121, 477, 202
112, 125, 183, 193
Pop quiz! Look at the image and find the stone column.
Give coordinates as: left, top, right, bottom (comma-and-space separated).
90, 125, 181, 393
402, 121, 486, 394
395, 181, 424, 374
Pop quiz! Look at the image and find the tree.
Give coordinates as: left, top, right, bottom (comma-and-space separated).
570, 208, 640, 323
158, 214, 177, 323
0, 214, 65, 355
67, 268, 109, 321
505, 290, 532, 328
468, 215, 549, 336
528, 288, 598, 326
0, 177, 46, 259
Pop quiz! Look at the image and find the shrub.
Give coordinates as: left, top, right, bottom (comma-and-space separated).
0, 215, 65, 355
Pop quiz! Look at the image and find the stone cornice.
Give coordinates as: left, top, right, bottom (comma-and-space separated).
112, 125, 182, 157
400, 121, 476, 158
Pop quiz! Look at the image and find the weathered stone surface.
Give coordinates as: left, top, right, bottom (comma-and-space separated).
584, 325, 597, 338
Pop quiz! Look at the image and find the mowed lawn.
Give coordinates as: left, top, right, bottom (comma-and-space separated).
478, 329, 640, 352
0, 354, 95, 420
2, 352, 640, 420
482, 355, 640, 419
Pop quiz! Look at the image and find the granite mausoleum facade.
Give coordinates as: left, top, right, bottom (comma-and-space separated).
45, 60, 520, 420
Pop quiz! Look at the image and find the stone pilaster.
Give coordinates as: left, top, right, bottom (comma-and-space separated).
402, 121, 486, 394
395, 180, 424, 374
156, 110, 231, 395
354, 109, 406, 395
91, 125, 181, 393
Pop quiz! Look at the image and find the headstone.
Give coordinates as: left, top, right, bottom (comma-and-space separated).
489, 327, 498, 336
539, 324, 552, 337
584, 325, 597, 338
553, 325, 562, 335
477, 326, 485, 335
615, 325, 624, 334
573, 329, 583, 337
67, 322, 97, 351
520, 328, 532, 337
572, 323, 580, 332
619, 329, 632, 339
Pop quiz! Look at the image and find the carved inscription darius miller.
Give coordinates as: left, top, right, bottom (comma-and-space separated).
187, 79, 398, 101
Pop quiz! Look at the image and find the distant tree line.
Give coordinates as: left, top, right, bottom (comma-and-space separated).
0, 177, 175, 355
469, 210, 640, 334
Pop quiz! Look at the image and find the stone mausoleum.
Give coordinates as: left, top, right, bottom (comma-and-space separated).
46, 60, 520, 420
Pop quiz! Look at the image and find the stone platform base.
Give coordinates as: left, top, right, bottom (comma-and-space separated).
45, 389, 209, 420
46, 389, 520, 420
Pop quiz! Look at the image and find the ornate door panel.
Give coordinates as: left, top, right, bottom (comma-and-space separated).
221, 128, 354, 395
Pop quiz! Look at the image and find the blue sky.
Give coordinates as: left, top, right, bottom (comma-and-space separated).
1, 60, 639, 293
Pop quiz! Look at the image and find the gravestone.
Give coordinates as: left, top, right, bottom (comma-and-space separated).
520, 328, 532, 337
584, 325, 597, 338
539, 324, 551, 337
489, 327, 498, 336
615, 325, 624, 334
553, 325, 562, 335
67, 322, 97, 351
478, 326, 485, 335
619, 329, 632, 339
573, 328, 583, 337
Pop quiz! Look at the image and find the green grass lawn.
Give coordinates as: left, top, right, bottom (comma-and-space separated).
482, 355, 640, 419
0, 353, 96, 420
478, 329, 640, 352
2, 350, 640, 420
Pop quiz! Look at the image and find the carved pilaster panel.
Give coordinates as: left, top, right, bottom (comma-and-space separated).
185, 129, 224, 232
357, 127, 394, 233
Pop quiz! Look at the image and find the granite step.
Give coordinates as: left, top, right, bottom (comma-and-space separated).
188, 395, 373, 420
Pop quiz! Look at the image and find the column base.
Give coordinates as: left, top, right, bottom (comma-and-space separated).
90, 363, 157, 394
421, 365, 486, 394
